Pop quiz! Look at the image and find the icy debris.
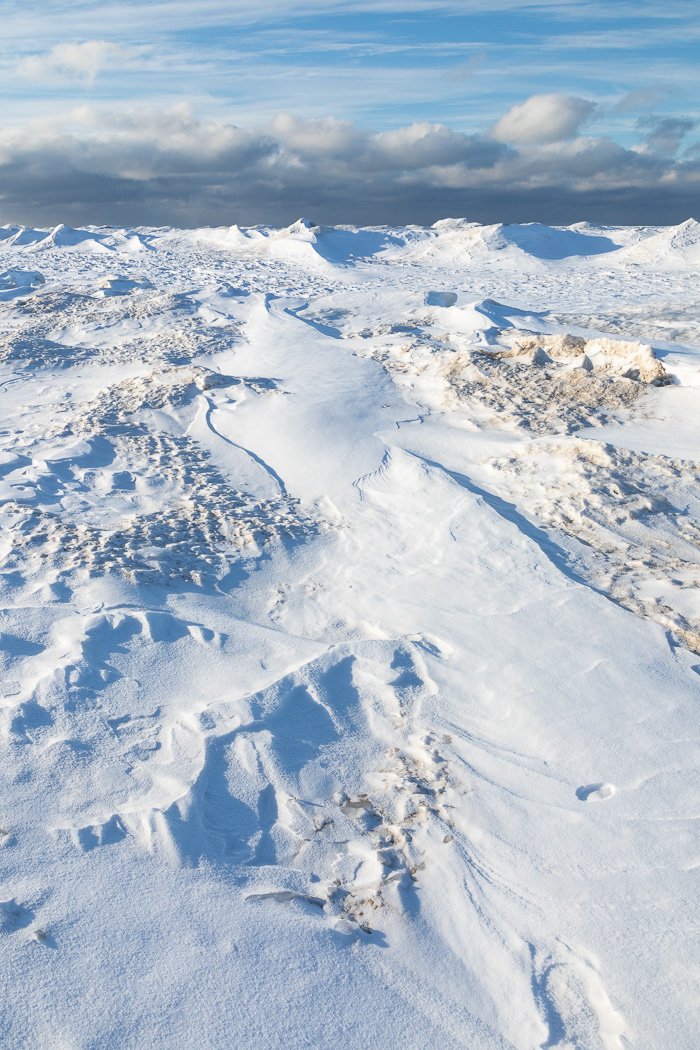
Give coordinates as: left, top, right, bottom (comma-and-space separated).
425, 291, 458, 308
576, 783, 616, 801
275, 217, 320, 240
361, 326, 665, 435
0, 452, 317, 588
0, 269, 45, 290
504, 331, 669, 385
0, 269, 45, 301
94, 275, 154, 296
491, 440, 700, 651
0, 354, 314, 589
192, 369, 241, 391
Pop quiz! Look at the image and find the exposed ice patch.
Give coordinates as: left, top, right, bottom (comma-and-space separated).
0, 268, 45, 301
94, 275, 154, 297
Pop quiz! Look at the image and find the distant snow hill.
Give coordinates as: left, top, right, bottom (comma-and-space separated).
2, 216, 698, 269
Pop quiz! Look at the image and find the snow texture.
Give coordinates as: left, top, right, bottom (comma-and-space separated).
0, 217, 699, 1049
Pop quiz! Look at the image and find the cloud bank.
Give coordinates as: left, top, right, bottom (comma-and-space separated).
0, 99, 697, 228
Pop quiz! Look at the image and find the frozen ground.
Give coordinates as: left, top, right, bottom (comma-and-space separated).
0, 216, 699, 1049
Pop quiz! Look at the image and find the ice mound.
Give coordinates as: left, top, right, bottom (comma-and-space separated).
425, 291, 458, 307
0, 223, 153, 254
405, 219, 620, 264
298, 223, 404, 264
614, 218, 700, 267
427, 296, 550, 343
98, 229, 153, 253
442, 330, 670, 433
413, 220, 510, 263
189, 218, 399, 267
496, 222, 620, 259
358, 290, 670, 439
274, 216, 318, 240
0, 268, 45, 290
30, 224, 111, 253
1, 225, 47, 247
0, 268, 45, 300
266, 218, 403, 264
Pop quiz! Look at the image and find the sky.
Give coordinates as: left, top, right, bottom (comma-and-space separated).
1, 0, 699, 227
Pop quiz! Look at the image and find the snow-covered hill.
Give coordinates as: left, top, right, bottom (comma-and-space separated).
0, 219, 698, 1049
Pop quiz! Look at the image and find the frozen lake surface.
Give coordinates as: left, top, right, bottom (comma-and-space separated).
0, 216, 699, 1048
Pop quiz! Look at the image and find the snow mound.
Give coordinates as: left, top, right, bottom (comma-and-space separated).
614, 218, 700, 267
191, 218, 402, 266
426, 296, 550, 343
402, 219, 620, 264
1, 226, 47, 247
274, 216, 318, 240
99, 229, 153, 253
30, 224, 111, 253
496, 222, 620, 259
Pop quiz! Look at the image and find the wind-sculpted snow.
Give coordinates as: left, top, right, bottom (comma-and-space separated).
0, 219, 698, 1049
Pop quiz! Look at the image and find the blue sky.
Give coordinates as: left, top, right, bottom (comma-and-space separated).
0, 1, 698, 225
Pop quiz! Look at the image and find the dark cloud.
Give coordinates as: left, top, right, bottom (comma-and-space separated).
0, 104, 697, 228
637, 116, 697, 157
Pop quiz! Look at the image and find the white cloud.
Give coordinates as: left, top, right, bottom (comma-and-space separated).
17, 41, 132, 84
269, 115, 507, 171
492, 93, 596, 144
270, 113, 364, 159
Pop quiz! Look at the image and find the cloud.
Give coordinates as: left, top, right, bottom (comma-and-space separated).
637, 116, 696, 157
261, 113, 507, 172
16, 41, 132, 84
0, 104, 697, 229
270, 114, 365, 160
492, 93, 596, 144
370, 122, 508, 170
613, 86, 670, 114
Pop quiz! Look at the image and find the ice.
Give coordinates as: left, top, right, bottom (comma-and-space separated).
613, 218, 700, 267
0, 218, 698, 1049
0, 269, 45, 302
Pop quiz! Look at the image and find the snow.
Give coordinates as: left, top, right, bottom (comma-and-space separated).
0, 217, 698, 1049
613, 218, 700, 268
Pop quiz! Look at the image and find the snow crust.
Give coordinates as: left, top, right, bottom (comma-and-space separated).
0, 217, 698, 1049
